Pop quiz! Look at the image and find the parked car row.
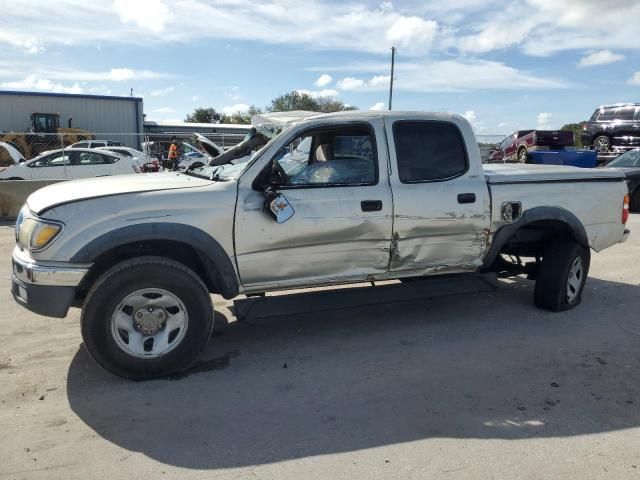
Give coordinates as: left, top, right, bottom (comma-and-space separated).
0, 139, 167, 180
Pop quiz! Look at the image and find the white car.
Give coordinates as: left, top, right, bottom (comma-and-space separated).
69, 140, 124, 149
0, 145, 141, 180
97, 146, 159, 170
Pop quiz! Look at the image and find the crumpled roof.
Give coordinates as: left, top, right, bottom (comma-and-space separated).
251, 110, 321, 138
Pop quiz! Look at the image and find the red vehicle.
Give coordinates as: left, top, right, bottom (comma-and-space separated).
488, 130, 575, 163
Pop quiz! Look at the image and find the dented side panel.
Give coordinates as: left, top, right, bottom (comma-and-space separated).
234, 118, 394, 288
384, 116, 492, 274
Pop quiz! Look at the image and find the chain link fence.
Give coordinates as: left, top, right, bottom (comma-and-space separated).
0, 131, 248, 167
0, 131, 509, 169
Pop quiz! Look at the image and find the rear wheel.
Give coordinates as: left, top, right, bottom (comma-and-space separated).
81, 256, 214, 380
517, 147, 528, 163
534, 239, 590, 311
593, 135, 610, 152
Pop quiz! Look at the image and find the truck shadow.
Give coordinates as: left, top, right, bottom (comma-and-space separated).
66, 275, 640, 469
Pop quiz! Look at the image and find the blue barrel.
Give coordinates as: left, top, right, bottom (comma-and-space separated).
528, 150, 597, 168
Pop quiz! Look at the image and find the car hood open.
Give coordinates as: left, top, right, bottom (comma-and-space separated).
0, 141, 26, 164
28, 172, 213, 215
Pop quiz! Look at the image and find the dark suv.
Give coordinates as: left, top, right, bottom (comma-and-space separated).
582, 103, 640, 153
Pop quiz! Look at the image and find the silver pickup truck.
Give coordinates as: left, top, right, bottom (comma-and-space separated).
11, 111, 630, 379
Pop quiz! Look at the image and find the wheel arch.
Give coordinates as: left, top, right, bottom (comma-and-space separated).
71, 223, 240, 300
482, 206, 589, 269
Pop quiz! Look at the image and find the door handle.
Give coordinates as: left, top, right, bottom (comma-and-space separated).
457, 193, 476, 204
361, 200, 382, 212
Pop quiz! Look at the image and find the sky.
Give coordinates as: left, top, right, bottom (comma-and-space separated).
1, 0, 639, 135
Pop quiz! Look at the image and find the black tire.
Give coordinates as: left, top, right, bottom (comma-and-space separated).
593, 135, 610, 152
81, 256, 214, 380
534, 239, 590, 312
517, 147, 528, 163
630, 189, 640, 213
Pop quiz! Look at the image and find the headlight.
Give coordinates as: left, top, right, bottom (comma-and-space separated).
17, 217, 63, 251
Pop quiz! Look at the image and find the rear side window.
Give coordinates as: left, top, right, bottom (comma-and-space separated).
615, 107, 635, 121
597, 109, 615, 121
393, 121, 468, 183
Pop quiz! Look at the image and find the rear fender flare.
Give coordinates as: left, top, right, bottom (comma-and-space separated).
482, 206, 589, 269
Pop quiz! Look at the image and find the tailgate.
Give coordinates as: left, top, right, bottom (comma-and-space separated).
533, 130, 574, 148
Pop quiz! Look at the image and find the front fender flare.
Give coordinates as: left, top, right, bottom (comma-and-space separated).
70, 223, 239, 299
482, 206, 589, 269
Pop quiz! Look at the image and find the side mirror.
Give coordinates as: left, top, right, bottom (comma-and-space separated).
264, 188, 295, 223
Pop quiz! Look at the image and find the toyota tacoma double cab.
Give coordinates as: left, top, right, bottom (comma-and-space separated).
11, 111, 630, 380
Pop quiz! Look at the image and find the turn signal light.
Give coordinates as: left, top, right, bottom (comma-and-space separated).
623, 194, 629, 224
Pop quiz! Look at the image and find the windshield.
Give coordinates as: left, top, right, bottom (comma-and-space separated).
184, 136, 278, 181
608, 150, 640, 168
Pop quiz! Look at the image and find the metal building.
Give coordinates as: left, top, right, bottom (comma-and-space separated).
143, 120, 251, 148
0, 90, 144, 148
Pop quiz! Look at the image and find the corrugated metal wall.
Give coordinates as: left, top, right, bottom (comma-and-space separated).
0, 91, 143, 148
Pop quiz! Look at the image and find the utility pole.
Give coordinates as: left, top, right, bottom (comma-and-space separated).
388, 46, 396, 111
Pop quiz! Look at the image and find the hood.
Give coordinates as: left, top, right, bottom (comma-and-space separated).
605, 166, 640, 176
0, 141, 26, 164
28, 172, 213, 215
194, 133, 224, 157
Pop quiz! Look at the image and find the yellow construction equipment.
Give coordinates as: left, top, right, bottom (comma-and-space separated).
0, 113, 94, 166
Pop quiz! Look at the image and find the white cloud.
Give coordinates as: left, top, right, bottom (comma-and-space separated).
1, 75, 82, 94
337, 77, 367, 90
332, 59, 567, 92
108, 68, 135, 82
369, 102, 386, 111
192, 96, 201, 102
296, 88, 340, 98
456, 0, 640, 56
462, 110, 477, 123
628, 72, 640, 86
386, 17, 438, 54
537, 112, 552, 129
578, 50, 625, 68
155, 107, 174, 113
113, 0, 170, 33
151, 86, 174, 96
314, 74, 332, 87
223, 103, 250, 114
0, 32, 43, 54
0, 0, 444, 56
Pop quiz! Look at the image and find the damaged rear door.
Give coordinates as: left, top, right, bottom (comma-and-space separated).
385, 118, 491, 274
234, 119, 393, 288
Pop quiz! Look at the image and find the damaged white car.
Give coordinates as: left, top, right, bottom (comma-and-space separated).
11, 111, 630, 379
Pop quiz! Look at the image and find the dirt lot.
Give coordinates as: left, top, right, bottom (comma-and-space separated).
1, 217, 640, 479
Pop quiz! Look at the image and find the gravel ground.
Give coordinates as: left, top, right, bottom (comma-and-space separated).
1, 216, 639, 479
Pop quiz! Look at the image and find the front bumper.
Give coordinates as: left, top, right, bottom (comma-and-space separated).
11, 246, 89, 318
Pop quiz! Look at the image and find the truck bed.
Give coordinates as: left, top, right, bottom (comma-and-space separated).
483, 163, 623, 184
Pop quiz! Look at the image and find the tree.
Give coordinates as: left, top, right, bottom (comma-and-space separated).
219, 105, 263, 125
184, 107, 221, 123
267, 91, 319, 112
267, 91, 357, 113
560, 121, 587, 148
315, 96, 358, 113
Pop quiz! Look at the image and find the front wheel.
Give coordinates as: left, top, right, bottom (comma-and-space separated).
81, 256, 214, 380
534, 239, 590, 312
